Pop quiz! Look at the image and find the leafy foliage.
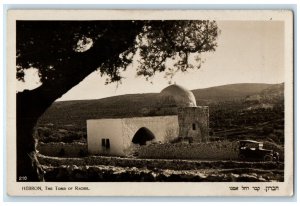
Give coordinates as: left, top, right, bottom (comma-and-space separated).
17, 21, 143, 84
137, 20, 219, 80
17, 20, 219, 85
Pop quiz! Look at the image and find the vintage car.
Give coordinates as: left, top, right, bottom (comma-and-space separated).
238, 140, 279, 161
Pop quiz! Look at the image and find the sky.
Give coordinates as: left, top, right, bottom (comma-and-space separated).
17, 20, 285, 101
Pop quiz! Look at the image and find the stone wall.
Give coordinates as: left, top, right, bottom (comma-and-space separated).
137, 141, 238, 160
42, 164, 283, 182
178, 106, 209, 142
38, 153, 283, 171
37, 142, 87, 157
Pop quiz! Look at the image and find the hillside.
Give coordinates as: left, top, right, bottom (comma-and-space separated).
38, 83, 283, 132
193, 83, 275, 104
259, 83, 284, 102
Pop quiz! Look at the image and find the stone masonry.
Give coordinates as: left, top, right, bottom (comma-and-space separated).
177, 106, 209, 142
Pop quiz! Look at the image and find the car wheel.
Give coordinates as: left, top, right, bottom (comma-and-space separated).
264, 155, 273, 162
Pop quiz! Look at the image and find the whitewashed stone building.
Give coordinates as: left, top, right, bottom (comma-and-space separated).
87, 84, 209, 156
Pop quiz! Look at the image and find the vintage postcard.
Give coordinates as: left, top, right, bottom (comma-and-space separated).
6, 10, 294, 196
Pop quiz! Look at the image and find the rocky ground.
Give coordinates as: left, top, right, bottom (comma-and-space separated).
38, 155, 284, 182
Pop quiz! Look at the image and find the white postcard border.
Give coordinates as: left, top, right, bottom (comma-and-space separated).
6, 9, 294, 196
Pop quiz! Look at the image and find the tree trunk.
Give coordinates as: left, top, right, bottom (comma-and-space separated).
16, 69, 99, 181
17, 89, 53, 181
16, 66, 101, 181
16, 22, 144, 181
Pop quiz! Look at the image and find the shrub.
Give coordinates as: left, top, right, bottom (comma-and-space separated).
37, 127, 52, 138
262, 126, 274, 135
37, 127, 84, 143
58, 148, 65, 157
79, 149, 87, 157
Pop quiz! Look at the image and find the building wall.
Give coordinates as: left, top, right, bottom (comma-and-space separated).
178, 106, 209, 142
87, 116, 179, 156
122, 116, 179, 151
87, 119, 123, 156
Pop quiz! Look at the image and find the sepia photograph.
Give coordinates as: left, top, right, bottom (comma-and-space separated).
6, 10, 294, 196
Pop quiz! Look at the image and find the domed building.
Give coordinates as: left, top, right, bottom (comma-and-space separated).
87, 84, 209, 156
157, 84, 209, 143
159, 84, 197, 107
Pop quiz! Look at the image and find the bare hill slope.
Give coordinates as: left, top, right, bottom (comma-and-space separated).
38, 83, 282, 130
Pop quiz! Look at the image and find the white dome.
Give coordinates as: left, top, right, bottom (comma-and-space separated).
159, 84, 197, 107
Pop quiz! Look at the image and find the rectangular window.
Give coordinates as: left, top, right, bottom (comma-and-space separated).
101, 138, 110, 149
101, 138, 106, 148
192, 123, 196, 130
105, 139, 110, 149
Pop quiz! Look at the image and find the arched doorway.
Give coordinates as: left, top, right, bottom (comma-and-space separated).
132, 127, 155, 146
